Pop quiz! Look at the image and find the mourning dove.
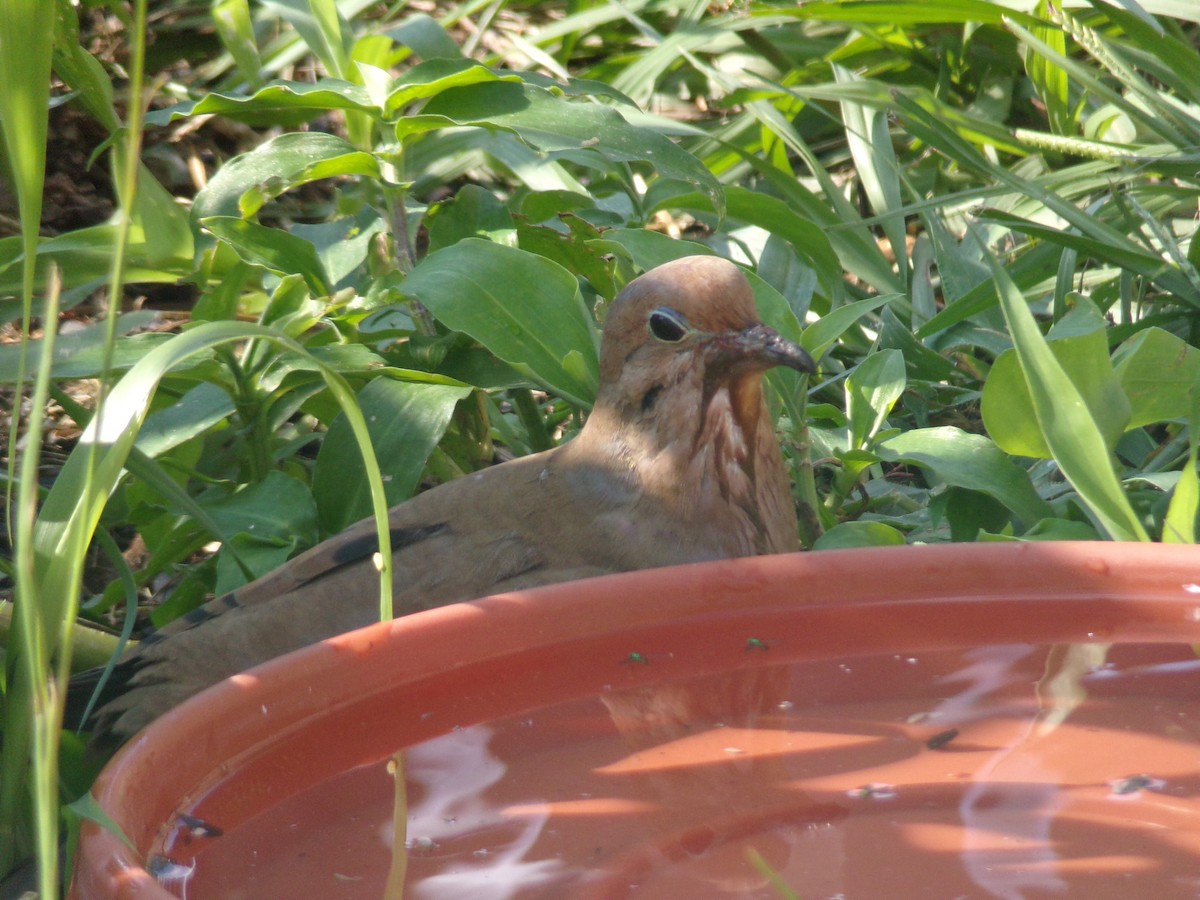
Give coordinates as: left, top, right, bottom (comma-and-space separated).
79, 254, 816, 742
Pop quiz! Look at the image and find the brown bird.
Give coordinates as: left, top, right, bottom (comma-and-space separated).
81, 254, 815, 742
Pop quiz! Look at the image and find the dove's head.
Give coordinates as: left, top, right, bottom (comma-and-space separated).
594, 255, 815, 423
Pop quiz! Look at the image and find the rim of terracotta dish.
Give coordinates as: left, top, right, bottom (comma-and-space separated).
72, 541, 1200, 898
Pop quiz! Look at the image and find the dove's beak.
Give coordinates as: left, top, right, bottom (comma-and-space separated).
726, 323, 817, 376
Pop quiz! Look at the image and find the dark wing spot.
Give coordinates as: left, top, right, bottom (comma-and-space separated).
640, 384, 663, 412
329, 523, 449, 569
140, 592, 239, 646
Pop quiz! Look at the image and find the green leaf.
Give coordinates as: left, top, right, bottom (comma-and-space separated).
425, 185, 517, 252
420, 81, 724, 217
399, 239, 599, 406
780, 0, 1043, 27
291, 209, 386, 288
200, 469, 318, 547
0, 312, 164, 382
1027, 0, 1073, 135
978, 209, 1200, 310
313, 378, 472, 533
876, 427, 1054, 527
982, 329, 1131, 458
813, 521, 906, 550
1113, 327, 1200, 428
212, 0, 264, 88
385, 58, 514, 115
801, 294, 898, 363
978, 236, 1148, 541
834, 64, 907, 285
387, 13, 464, 61
66, 793, 134, 852
134, 382, 236, 458
201, 216, 331, 294
587, 230, 713, 274
261, 0, 350, 80
212, 532, 297, 596
846, 349, 906, 449
978, 519, 1101, 542
649, 186, 842, 301
144, 80, 378, 128
1163, 377, 1199, 545
192, 131, 380, 223
0, 224, 192, 310
31, 319, 396, 671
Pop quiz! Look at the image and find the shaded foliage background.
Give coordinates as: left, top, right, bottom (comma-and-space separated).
0, 0, 1197, 893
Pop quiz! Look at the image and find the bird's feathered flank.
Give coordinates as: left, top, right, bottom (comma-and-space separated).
78, 255, 816, 744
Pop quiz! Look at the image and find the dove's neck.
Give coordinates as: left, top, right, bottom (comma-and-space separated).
571, 374, 799, 557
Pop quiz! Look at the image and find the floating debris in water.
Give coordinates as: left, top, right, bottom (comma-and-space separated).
1108, 774, 1166, 797
848, 783, 897, 800
148, 855, 196, 883
175, 812, 223, 839
925, 728, 960, 750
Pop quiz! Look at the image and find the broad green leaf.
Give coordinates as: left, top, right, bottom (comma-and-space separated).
144, 80, 377, 128
201, 470, 318, 591
980, 239, 1148, 540
201, 216, 331, 294
129, 165, 194, 266
200, 460, 317, 546
876, 427, 1054, 527
0, 312, 162, 382
979, 519, 1101, 542
650, 186, 842, 302
1162, 377, 1199, 544
425, 185, 517, 253
0, 224, 192, 310
384, 58, 514, 115
982, 329, 1131, 458
313, 378, 472, 533
587, 230, 713, 275
813, 521, 906, 550
387, 13, 463, 61
943, 488, 1012, 541
515, 217, 616, 297
1112, 327, 1200, 428
213, 532, 297, 596
779, 0, 1043, 27
1163, 451, 1198, 544
847, 349, 906, 449
291, 209, 386, 288
878, 307, 958, 381
399, 239, 599, 406
134, 383, 236, 458
193, 132, 380, 223
420, 81, 724, 217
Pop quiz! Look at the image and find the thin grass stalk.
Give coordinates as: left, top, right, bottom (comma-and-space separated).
12, 269, 62, 896
0, 0, 57, 881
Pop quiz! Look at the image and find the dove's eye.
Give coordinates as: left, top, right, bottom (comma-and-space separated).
648, 308, 689, 342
